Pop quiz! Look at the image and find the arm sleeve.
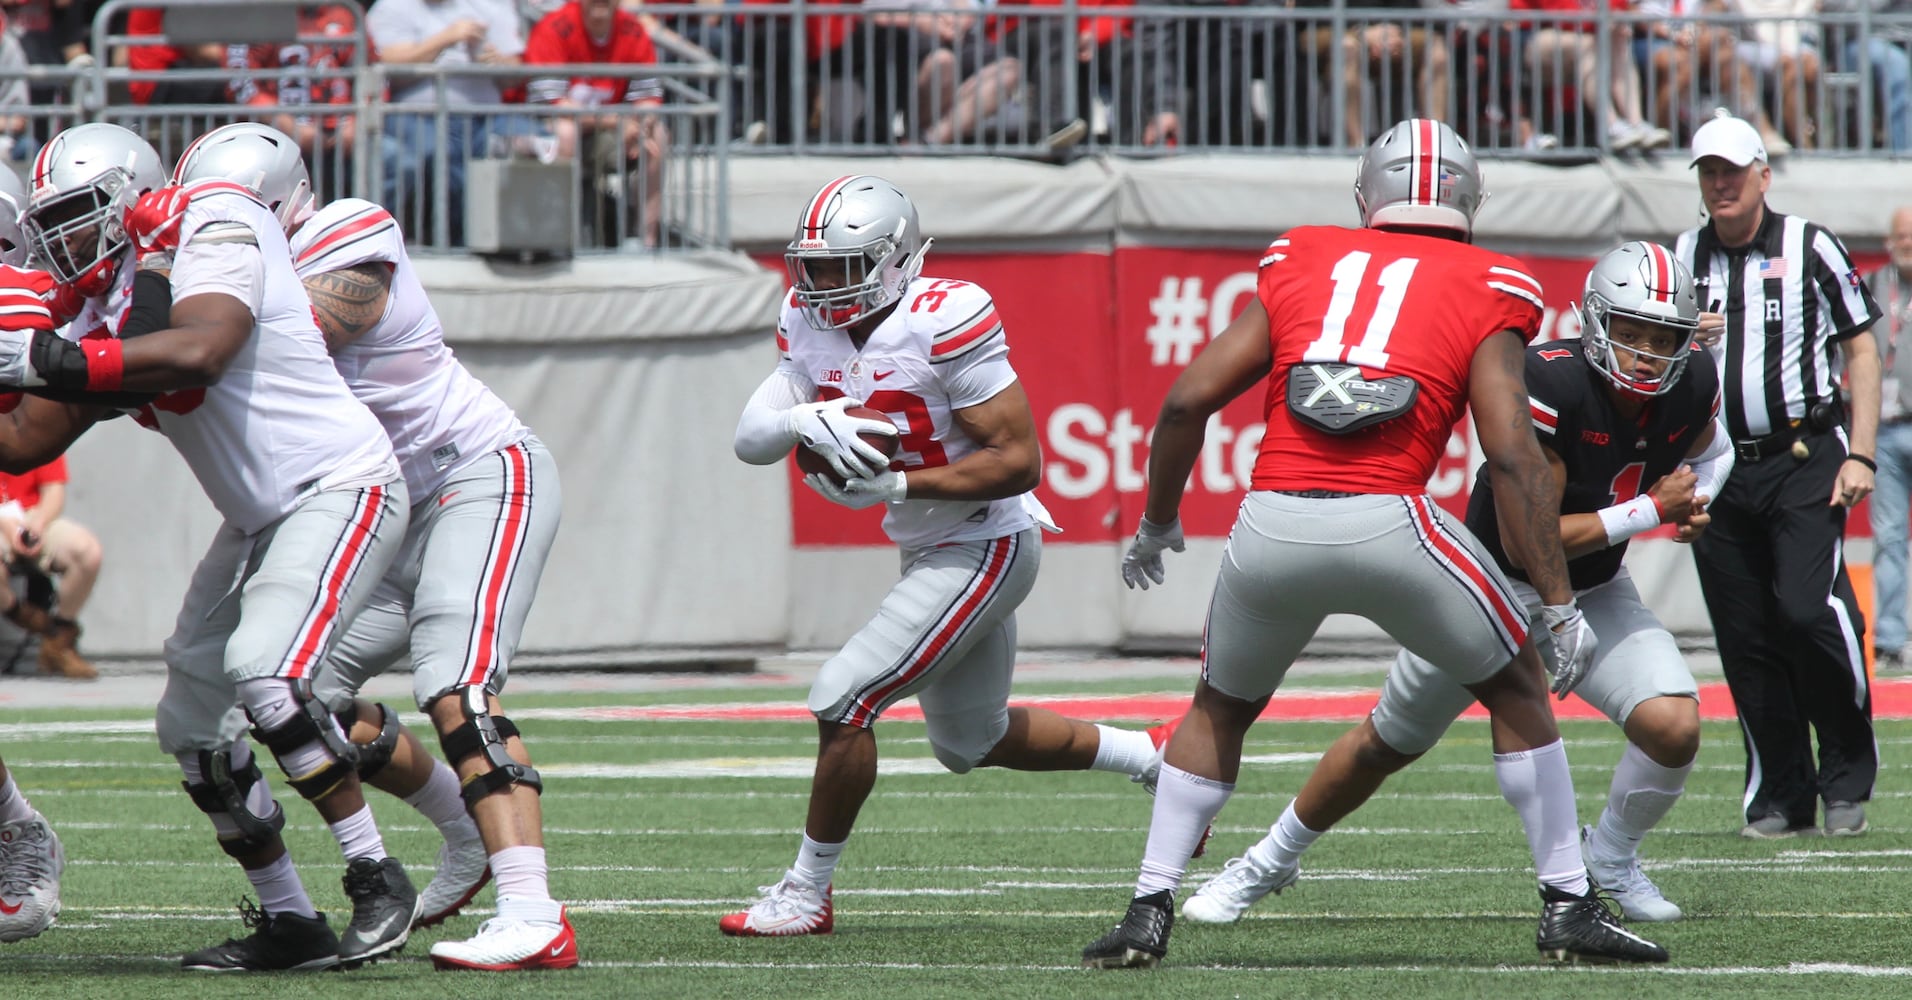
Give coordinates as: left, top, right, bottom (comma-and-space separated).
1525, 350, 1572, 450
1482, 261, 1547, 344
942, 338, 1018, 410
1810, 227, 1885, 340
734, 365, 816, 465
1689, 415, 1736, 500
170, 240, 266, 316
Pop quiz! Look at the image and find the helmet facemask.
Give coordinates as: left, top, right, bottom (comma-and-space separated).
784, 221, 926, 331
23, 167, 136, 293
1579, 298, 1698, 397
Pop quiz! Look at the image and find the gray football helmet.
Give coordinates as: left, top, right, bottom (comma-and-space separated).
785, 174, 931, 330
1576, 241, 1701, 397
21, 123, 165, 296
173, 122, 315, 233
0, 168, 27, 268
1354, 119, 1487, 235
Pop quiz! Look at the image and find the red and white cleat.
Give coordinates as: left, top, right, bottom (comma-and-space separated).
0, 812, 63, 943
718, 877, 833, 937
414, 836, 491, 929
429, 908, 577, 971
1137, 719, 1212, 858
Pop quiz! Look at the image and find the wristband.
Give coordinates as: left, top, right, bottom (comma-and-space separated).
1848, 453, 1878, 472
1596, 494, 1663, 547
27, 331, 123, 392
81, 337, 123, 392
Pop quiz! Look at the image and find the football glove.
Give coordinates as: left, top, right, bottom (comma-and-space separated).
788, 397, 898, 482
1539, 602, 1598, 699
841, 468, 907, 504
1121, 517, 1186, 590
805, 472, 887, 511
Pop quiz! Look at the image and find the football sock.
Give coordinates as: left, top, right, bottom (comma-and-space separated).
0, 771, 35, 825
490, 845, 553, 906
1493, 740, 1590, 897
1589, 742, 1690, 861
1135, 764, 1233, 897
246, 853, 319, 919
792, 833, 845, 889
1090, 725, 1157, 776
327, 805, 388, 863
1246, 800, 1321, 872
403, 761, 482, 843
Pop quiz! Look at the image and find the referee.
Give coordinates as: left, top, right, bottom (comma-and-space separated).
1676, 113, 1885, 839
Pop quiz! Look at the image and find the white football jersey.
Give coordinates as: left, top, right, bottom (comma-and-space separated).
66, 184, 398, 535
778, 275, 1055, 550
290, 198, 527, 499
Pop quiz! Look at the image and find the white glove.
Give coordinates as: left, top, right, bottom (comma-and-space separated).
1121, 517, 1186, 590
842, 468, 907, 504
787, 397, 898, 482
804, 472, 887, 510
1539, 602, 1598, 700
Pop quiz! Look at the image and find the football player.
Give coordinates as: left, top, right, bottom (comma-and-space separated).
0, 123, 412, 971
1184, 242, 1729, 927
1083, 120, 1667, 969
724, 174, 1180, 937
0, 167, 65, 946
172, 123, 571, 971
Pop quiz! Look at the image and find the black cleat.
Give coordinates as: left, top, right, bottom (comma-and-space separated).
1536, 884, 1670, 964
1082, 890, 1174, 969
182, 897, 341, 971
338, 857, 420, 967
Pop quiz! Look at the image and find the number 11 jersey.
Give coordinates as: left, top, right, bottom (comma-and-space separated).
1251, 225, 1546, 495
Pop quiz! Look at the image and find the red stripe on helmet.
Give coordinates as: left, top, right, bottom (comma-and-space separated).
804, 175, 857, 235
1647, 243, 1675, 303
1416, 119, 1439, 206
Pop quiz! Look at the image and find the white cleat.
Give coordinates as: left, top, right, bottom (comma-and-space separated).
415, 836, 491, 929
0, 812, 64, 942
1582, 825, 1683, 922
718, 876, 834, 937
1181, 854, 1298, 924
429, 906, 577, 971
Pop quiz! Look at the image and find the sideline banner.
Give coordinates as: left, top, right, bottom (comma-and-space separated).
781, 247, 1889, 547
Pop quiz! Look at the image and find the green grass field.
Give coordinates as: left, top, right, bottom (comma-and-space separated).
2, 663, 1909, 999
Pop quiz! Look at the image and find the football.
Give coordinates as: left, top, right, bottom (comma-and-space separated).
793, 405, 902, 485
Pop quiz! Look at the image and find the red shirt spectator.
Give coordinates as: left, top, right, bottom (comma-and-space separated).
524, 0, 661, 105
0, 456, 65, 511
243, 5, 363, 116
124, 7, 238, 105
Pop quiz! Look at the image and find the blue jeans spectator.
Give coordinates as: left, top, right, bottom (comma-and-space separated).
1846, 37, 1912, 151
1869, 418, 1912, 656
379, 113, 542, 246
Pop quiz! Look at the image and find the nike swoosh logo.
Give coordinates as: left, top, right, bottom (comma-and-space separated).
438, 490, 461, 507
0, 897, 23, 915
550, 939, 569, 957
351, 911, 404, 943
873, 370, 894, 381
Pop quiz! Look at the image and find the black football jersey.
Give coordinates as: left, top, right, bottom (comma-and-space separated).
1467, 339, 1721, 591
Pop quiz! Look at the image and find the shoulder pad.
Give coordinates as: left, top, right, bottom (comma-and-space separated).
915, 280, 1003, 364
293, 199, 402, 275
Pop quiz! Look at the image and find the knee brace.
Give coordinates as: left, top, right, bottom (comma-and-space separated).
248, 692, 360, 801
335, 701, 403, 782
181, 749, 286, 859
438, 691, 542, 808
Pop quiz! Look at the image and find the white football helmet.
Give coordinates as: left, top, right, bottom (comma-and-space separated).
173, 122, 315, 233
785, 175, 931, 330
0, 168, 27, 268
22, 123, 165, 297
1576, 241, 1701, 397
1354, 119, 1487, 235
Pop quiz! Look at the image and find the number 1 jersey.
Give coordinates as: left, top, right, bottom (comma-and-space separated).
1251, 225, 1545, 494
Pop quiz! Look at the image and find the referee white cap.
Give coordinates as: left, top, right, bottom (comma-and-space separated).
1689, 112, 1767, 167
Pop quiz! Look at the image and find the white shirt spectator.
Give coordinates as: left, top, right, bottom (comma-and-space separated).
368, 0, 526, 106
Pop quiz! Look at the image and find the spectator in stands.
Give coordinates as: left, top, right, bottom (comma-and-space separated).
1728, 0, 1820, 148
0, 18, 29, 161
526, 0, 670, 246
1428, 0, 1562, 153
993, 0, 1166, 152
853, 0, 1022, 146
1633, 0, 1792, 151
239, 2, 365, 194
1144, 0, 1293, 148
0, 456, 100, 680
367, 0, 528, 243
1864, 206, 1912, 669
122, 6, 233, 106
1514, 0, 1671, 149
1297, 0, 1450, 147
1823, 0, 1912, 151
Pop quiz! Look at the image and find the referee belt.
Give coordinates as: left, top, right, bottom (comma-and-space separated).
1733, 422, 1809, 463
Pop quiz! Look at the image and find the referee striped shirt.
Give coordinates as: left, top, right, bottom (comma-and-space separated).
1676, 209, 1882, 440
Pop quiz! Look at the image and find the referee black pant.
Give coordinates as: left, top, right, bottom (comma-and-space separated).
1693, 431, 1876, 827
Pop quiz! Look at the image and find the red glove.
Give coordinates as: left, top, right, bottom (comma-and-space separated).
124, 184, 194, 259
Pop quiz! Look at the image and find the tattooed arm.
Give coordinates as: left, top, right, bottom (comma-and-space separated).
1470, 330, 1574, 607
302, 263, 393, 353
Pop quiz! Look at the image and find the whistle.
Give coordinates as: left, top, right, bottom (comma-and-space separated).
1791, 439, 1811, 460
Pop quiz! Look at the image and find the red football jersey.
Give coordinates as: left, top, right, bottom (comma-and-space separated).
524, 2, 663, 105
1250, 225, 1545, 494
